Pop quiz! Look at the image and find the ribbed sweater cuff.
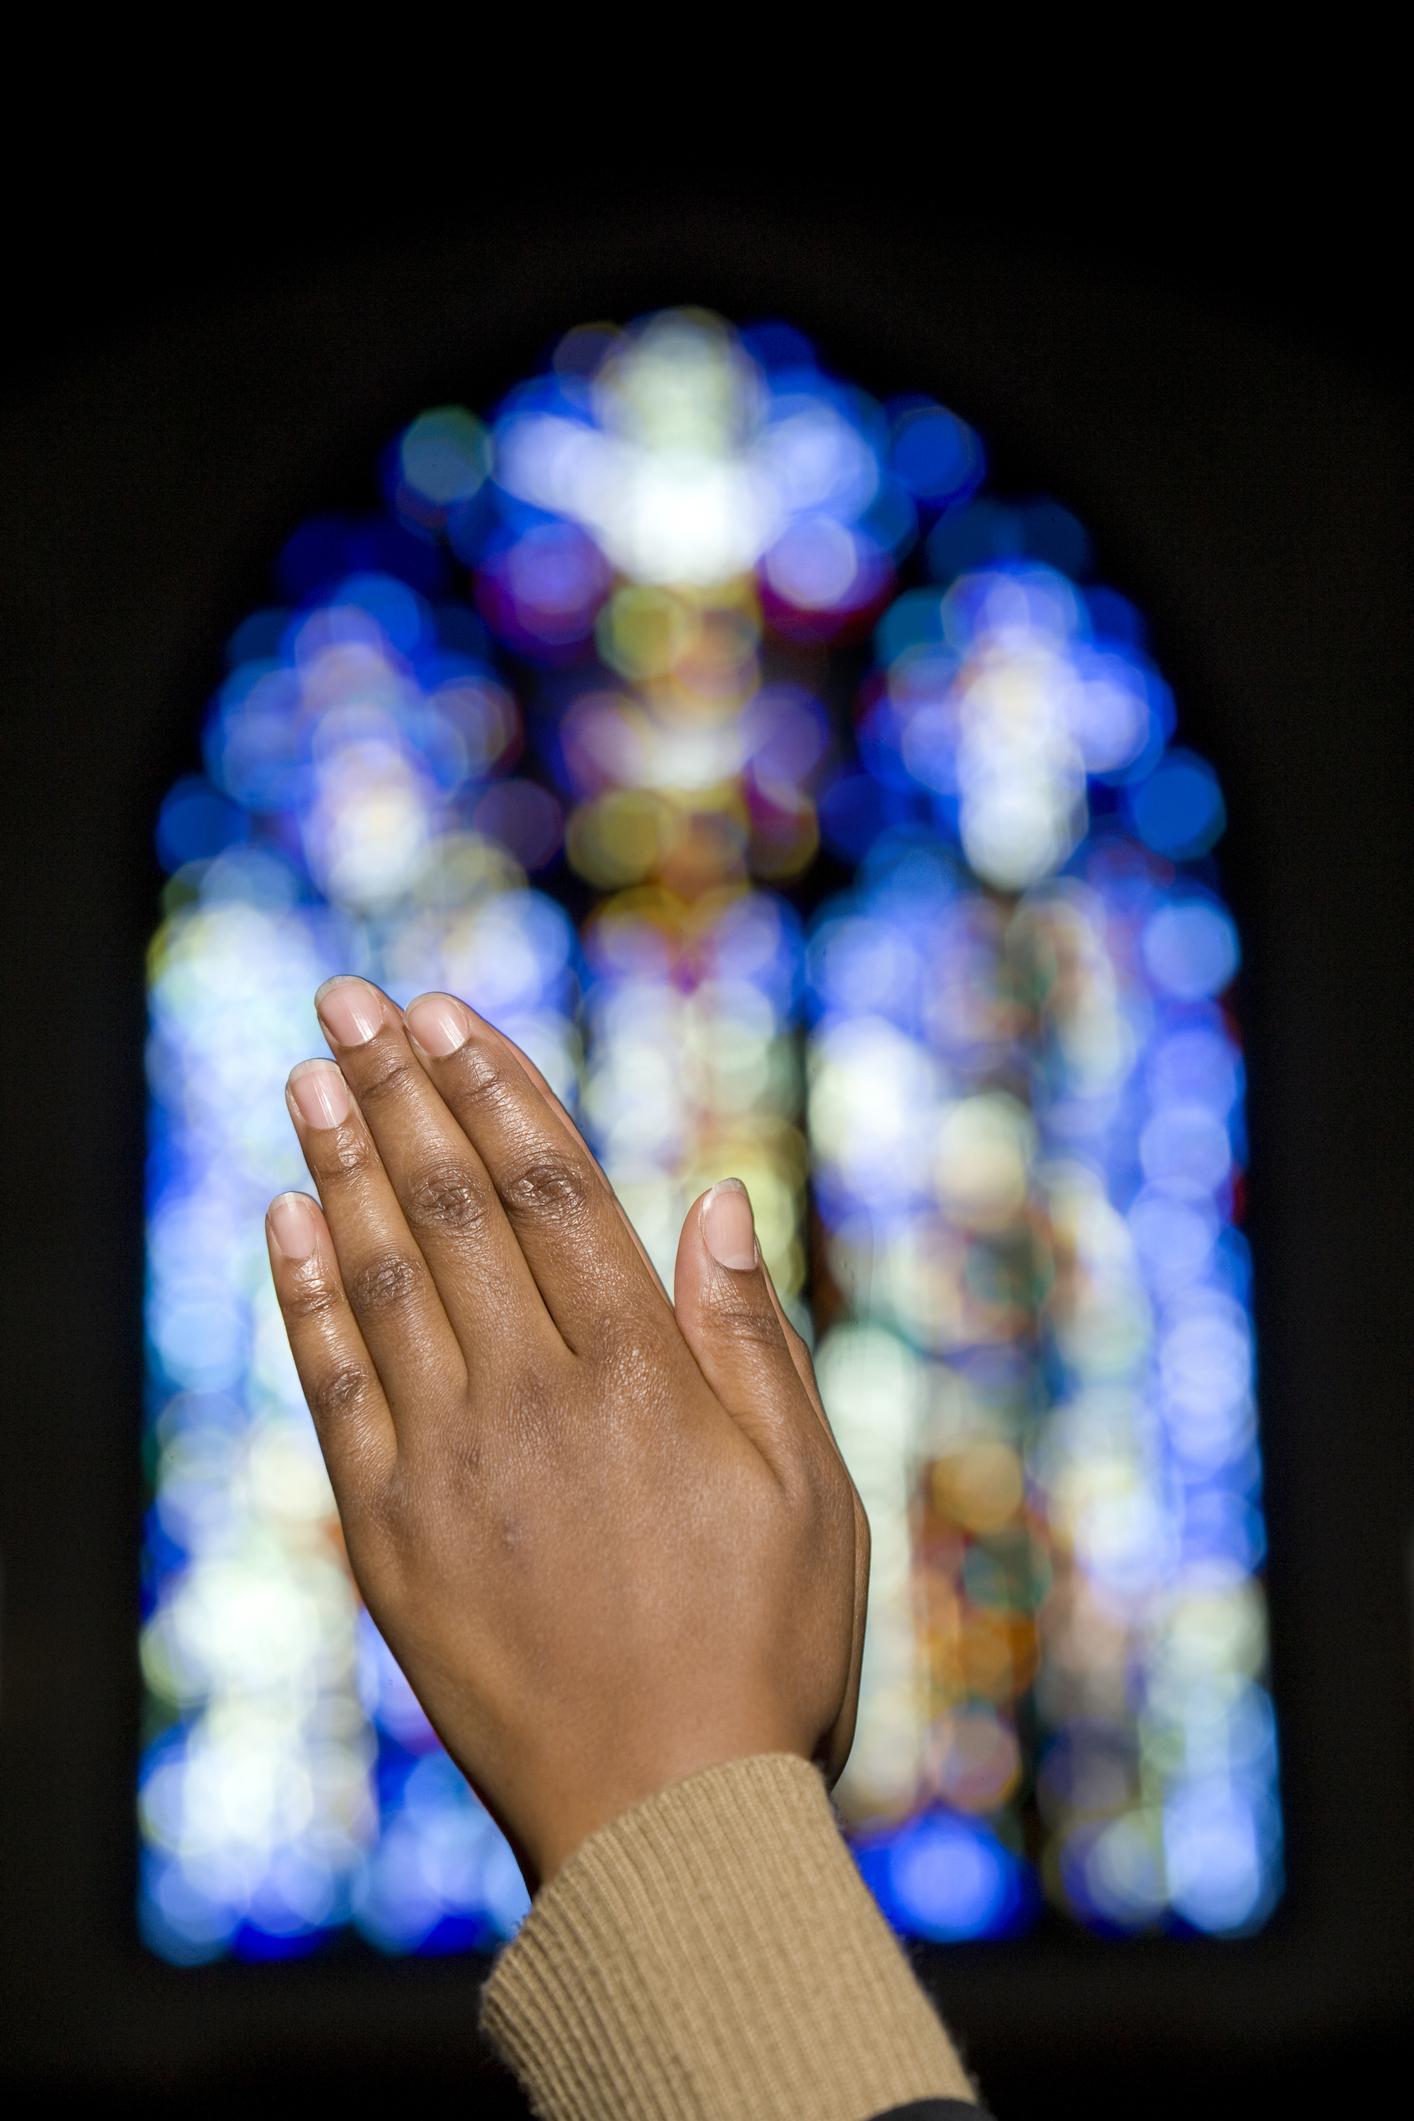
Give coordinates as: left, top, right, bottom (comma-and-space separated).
480, 1753, 977, 2121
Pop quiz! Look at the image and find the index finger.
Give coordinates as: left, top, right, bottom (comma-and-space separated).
400, 993, 674, 1352
424, 1003, 670, 1303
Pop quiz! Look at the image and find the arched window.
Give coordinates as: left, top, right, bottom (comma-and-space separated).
139, 310, 1279, 1961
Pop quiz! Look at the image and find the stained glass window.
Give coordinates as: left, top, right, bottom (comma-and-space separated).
139, 310, 1281, 1961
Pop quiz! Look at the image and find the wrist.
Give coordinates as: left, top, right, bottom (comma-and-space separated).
521, 1715, 814, 1884
484, 1754, 978, 2121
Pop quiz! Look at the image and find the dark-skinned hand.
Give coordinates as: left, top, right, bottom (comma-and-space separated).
265, 975, 868, 1888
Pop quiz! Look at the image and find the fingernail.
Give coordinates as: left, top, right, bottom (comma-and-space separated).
288, 1059, 350, 1129
405, 992, 472, 1057
268, 1193, 319, 1261
316, 976, 383, 1048
702, 1178, 757, 1270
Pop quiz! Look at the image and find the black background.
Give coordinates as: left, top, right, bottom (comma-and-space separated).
1, 107, 1411, 2113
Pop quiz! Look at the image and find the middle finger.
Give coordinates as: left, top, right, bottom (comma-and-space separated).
302, 978, 559, 1377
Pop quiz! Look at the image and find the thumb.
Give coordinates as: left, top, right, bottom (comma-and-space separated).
676, 1183, 870, 1781
673, 1180, 810, 1468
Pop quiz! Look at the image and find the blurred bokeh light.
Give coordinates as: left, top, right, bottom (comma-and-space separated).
141, 309, 1280, 1961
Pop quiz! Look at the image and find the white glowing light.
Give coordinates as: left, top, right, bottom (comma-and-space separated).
495, 315, 882, 591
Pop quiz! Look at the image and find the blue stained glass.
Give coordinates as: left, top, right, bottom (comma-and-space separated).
141, 308, 1281, 1962
1126, 750, 1227, 859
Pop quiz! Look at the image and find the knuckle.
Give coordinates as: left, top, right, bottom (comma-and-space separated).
707, 1291, 785, 1350
307, 1359, 371, 1426
346, 1248, 423, 1318
405, 1161, 493, 1240
280, 1267, 343, 1324
448, 1038, 517, 1116
500, 1151, 593, 1228
353, 1047, 421, 1111
315, 1128, 377, 1188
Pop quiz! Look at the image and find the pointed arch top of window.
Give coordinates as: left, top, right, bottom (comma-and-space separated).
140, 309, 1279, 1964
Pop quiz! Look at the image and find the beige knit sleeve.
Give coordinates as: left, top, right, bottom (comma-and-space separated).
480, 1753, 978, 2121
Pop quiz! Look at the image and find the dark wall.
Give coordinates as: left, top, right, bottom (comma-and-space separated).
1, 200, 1410, 2109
